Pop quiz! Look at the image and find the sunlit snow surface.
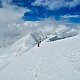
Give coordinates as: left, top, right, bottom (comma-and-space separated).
0, 1, 80, 80
0, 33, 80, 80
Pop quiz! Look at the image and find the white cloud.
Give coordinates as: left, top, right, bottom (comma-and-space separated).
0, 0, 79, 48
0, 6, 25, 23
0, 0, 30, 24
32, 0, 80, 10
0, 0, 30, 31
0, 0, 31, 47
61, 15, 80, 18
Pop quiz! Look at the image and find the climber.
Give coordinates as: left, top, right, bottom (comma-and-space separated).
38, 39, 41, 47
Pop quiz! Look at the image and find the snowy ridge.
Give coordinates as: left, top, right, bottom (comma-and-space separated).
0, 22, 79, 80
0, 34, 80, 80
0, 25, 79, 71
10, 31, 47, 56
0, 31, 47, 71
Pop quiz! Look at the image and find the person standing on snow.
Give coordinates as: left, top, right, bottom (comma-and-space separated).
38, 39, 41, 47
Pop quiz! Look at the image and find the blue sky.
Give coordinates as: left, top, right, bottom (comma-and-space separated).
1, 0, 80, 23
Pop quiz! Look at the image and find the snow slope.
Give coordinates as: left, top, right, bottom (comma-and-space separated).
0, 31, 47, 70
0, 34, 80, 80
